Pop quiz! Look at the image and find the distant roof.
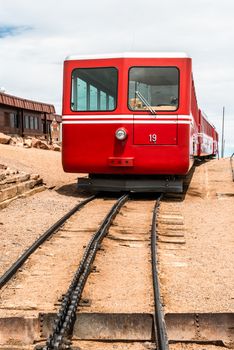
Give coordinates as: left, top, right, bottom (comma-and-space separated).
66, 52, 189, 61
0, 92, 55, 114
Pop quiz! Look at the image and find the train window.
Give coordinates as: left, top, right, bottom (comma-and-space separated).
90, 85, 98, 110
71, 67, 117, 111
109, 95, 114, 110
128, 67, 179, 112
100, 91, 107, 109
75, 78, 87, 110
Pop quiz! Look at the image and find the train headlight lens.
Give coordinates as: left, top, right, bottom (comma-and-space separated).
115, 128, 127, 140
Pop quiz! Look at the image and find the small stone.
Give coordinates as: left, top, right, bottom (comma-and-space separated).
0, 132, 11, 144
52, 144, 61, 152
31, 174, 40, 180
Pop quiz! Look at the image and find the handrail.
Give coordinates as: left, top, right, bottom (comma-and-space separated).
230, 153, 234, 181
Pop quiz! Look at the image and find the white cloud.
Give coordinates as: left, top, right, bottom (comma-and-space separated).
0, 0, 233, 154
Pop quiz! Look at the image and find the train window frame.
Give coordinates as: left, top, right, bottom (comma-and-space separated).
127, 66, 180, 113
70, 67, 118, 112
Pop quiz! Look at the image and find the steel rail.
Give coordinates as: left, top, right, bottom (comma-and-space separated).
151, 194, 169, 350
0, 195, 95, 289
42, 193, 129, 350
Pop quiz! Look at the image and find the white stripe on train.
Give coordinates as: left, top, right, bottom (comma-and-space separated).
62, 120, 191, 125
62, 114, 192, 120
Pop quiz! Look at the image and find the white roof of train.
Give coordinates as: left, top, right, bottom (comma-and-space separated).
65, 52, 190, 61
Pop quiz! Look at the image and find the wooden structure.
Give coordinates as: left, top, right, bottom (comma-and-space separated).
0, 92, 61, 138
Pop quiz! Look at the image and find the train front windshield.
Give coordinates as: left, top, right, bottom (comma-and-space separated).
128, 67, 179, 112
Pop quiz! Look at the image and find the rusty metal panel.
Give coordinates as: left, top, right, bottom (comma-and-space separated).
41, 313, 153, 341
165, 313, 234, 346
0, 316, 40, 345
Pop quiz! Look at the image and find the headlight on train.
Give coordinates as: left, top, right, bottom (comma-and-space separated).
115, 128, 127, 140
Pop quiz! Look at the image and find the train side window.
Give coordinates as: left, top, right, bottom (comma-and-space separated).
100, 91, 107, 110
71, 67, 117, 112
109, 96, 114, 110
76, 78, 87, 111
90, 85, 98, 110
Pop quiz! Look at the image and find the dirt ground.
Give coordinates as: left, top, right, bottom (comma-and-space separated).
158, 157, 234, 313
0, 198, 116, 314
0, 143, 83, 275
81, 199, 155, 314
0, 143, 78, 188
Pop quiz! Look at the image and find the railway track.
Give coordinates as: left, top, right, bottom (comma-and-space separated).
0, 194, 168, 350
151, 195, 168, 350
36, 193, 168, 350
1, 192, 231, 349
41, 194, 129, 349
0, 195, 95, 289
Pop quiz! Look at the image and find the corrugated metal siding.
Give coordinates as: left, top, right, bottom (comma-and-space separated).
0, 92, 55, 113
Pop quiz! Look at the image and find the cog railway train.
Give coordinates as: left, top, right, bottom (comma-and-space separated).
62, 52, 218, 192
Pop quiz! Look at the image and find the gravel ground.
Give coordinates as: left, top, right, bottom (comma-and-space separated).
81, 199, 155, 314
0, 144, 86, 276
0, 198, 116, 313
0, 190, 83, 275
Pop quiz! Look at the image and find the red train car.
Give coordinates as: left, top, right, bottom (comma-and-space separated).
62, 52, 218, 192
198, 110, 217, 157
212, 129, 219, 157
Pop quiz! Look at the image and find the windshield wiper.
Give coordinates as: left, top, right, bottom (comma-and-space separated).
135, 91, 156, 115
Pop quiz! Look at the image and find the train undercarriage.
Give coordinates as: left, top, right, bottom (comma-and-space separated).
77, 174, 184, 193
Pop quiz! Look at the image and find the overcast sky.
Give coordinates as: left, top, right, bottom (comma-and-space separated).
0, 0, 233, 155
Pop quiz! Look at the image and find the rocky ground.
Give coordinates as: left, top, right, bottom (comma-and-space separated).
0, 132, 61, 152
